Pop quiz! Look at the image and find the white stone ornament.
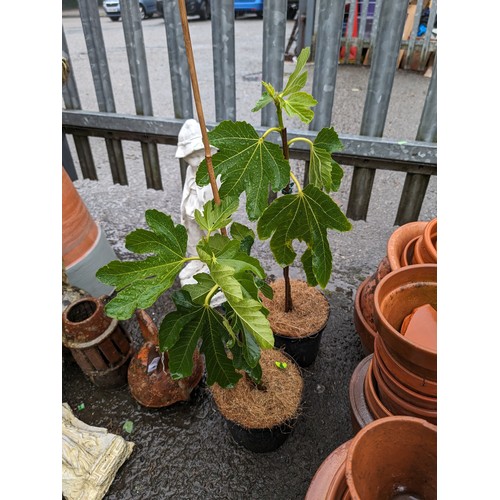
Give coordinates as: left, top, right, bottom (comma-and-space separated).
176, 119, 225, 307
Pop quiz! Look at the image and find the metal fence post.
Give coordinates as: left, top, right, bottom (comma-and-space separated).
346, 0, 408, 221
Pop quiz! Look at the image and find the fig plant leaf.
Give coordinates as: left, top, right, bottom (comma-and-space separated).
196, 120, 290, 220
281, 46, 310, 97
257, 184, 352, 288
229, 221, 255, 255
159, 290, 242, 388
95, 210, 188, 319
309, 127, 345, 192
194, 196, 239, 235
281, 91, 318, 124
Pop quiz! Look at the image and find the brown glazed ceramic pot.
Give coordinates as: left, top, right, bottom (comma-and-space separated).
127, 309, 204, 408
373, 264, 437, 381
345, 416, 437, 500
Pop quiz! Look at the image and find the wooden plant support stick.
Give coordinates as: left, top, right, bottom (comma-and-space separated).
177, 0, 227, 237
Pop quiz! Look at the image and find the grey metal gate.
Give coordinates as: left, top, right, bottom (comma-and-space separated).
62, 0, 437, 225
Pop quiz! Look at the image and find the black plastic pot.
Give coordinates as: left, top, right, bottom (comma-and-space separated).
273, 327, 325, 368
226, 418, 296, 453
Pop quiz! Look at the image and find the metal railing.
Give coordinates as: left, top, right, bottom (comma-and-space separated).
62, 0, 437, 225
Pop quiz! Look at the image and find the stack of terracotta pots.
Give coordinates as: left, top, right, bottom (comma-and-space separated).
354, 218, 437, 355
306, 416, 437, 500
351, 219, 438, 431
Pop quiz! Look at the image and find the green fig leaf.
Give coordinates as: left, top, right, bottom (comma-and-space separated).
194, 197, 239, 235
96, 210, 188, 319
282, 47, 310, 97
257, 184, 352, 288
308, 127, 345, 192
281, 91, 317, 124
158, 295, 241, 388
196, 121, 290, 220
252, 91, 273, 112
230, 222, 255, 255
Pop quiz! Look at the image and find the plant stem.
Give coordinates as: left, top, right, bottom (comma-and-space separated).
277, 104, 293, 313
204, 284, 220, 308
177, 0, 227, 237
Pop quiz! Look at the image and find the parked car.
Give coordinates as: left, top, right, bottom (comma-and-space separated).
102, 0, 157, 21
156, 0, 211, 20
234, 0, 263, 18
233, 1, 298, 20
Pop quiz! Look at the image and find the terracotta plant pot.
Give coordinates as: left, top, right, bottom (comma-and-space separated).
127, 310, 204, 408
371, 355, 437, 425
62, 296, 134, 389
345, 416, 437, 500
62, 168, 117, 296
261, 279, 330, 367
349, 355, 375, 434
375, 334, 437, 398
413, 217, 437, 264
305, 440, 351, 500
363, 357, 392, 420
400, 235, 419, 266
386, 221, 427, 271
211, 349, 303, 453
353, 220, 429, 355
373, 341, 437, 411
373, 264, 437, 381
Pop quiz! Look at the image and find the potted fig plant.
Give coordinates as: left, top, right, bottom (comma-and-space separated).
95, 47, 350, 452
195, 47, 352, 367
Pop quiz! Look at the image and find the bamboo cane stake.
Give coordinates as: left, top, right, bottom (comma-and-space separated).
177, 0, 227, 236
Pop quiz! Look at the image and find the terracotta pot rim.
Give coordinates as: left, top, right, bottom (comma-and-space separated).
401, 235, 420, 267
375, 335, 437, 397
363, 358, 392, 419
345, 416, 437, 499
349, 355, 375, 432
386, 221, 427, 271
353, 277, 377, 354
423, 218, 438, 262
373, 343, 437, 407
305, 439, 352, 500
372, 356, 437, 420
373, 263, 437, 359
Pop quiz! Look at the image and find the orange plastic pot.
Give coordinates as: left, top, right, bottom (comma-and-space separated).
345, 416, 437, 500
373, 264, 437, 381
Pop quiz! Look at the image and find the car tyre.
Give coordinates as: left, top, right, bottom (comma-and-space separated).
199, 0, 210, 20
110, 16, 120, 21
139, 4, 146, 20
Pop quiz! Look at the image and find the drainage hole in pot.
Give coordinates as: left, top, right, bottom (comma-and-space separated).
67, 300, 97, 323
392, 484, 424, 500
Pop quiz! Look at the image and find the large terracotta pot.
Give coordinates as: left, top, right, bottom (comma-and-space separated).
386, 221, 428, 271
363, 358, 392, 420
62, 168, 116, 296
354, 221, 428, 354
345, 416, 437, 500
373, 264, 437, 380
